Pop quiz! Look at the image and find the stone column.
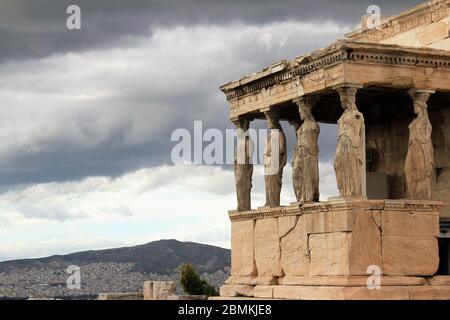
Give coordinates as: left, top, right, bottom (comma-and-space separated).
263, 109, 287, 207
233, 118, 254, 211
292, 97, 320, 203
405, 89, 436, 199
289, 119, 302, 140
289, 118, 302, 203
333, 84, 366, 198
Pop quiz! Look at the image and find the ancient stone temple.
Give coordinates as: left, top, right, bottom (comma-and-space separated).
219, 0, 450, 300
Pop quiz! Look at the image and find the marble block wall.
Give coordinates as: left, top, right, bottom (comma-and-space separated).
229, 199, 442, 278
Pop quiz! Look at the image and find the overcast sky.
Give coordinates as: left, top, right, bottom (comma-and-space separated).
0, 0, 424, 261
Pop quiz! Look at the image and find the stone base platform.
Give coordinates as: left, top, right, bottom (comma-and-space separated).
220, 276, 450, 300
224, 199, 447, 300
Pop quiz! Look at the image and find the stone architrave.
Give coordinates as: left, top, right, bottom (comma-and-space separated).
263, 110, 287, 207
233, 118, 254, 211
334, 85, 366, 198
405, 89, 435, 199
292, 97, 320, 203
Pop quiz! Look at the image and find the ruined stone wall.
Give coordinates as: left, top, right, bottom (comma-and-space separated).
347, 1, 450, 51
228, 200, 441, 281
381, 17, 450, 50
366, 105, 450, 217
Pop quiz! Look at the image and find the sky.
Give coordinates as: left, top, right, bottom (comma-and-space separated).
0, 0, 424, 261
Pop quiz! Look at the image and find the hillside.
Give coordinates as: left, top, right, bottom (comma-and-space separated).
0, 240, 230, 275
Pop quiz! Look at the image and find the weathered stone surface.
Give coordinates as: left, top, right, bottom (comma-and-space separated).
383, 236, 439, 276
416, 21, 450, 47
351, 1, 450, 47
263, 111, 287, 208
167, 295, 207, 300
223, 286, 450, 300
348, 210, 382, 275
278, 276, 426, 287
230, 200, 442, 280
409, 286, 450, 300
382, 211, 439, 236
156, 281, 177, 300
306, 211, 381, 276
220, 285, 238, 297
220, 285, 254, 298
253, 286, 274, 299
405, 89, 435, 199
427, 276, 450, 286
222, 41, 450, 121
436, 169, 450, 218
231, 220, 257, 276
254, 218, 282, 276
342, 287, 410, 300
309, 232, 351, 276
209, 297, 266, 301
278, 215, 298, 238
143, 281, 153, 300
233, 119, 253, 212
292, 97, 320, 203
147, 281, 177, 300
98, 292, 143, 300
251, 276, 278, 286
273, 286, 343, 300
304, 210, 355, 234
225, 276, 255, 286
334, 85, 366, 198
273, 286, 412, 300
280, 216, 310, 276
143, 281, 176, 300
372, 210, 382, 229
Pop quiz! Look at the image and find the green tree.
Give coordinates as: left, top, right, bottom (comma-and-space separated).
180, 263, 218, 297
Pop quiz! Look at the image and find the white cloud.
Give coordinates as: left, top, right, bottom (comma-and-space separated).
0, 20, 346, 261
0, 21, 350, 167
0, 162, 338, 261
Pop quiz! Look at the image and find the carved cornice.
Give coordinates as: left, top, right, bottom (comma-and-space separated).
220, 42, 348, 101
220, 41, 450, 103
384, 199, 444, 211
346, 0, 450, 42
228, 199, 443, 221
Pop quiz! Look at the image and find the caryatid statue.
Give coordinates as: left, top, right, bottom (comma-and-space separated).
264, 110, 287, 207
405, 89, 435, 199
233, 118, 254, 211
292, 97, 320, 203
289, 118, 301, 197
334, 86, 366, 198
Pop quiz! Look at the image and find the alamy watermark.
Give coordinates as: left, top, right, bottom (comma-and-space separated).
66, 5, 81, 30
365, 5, 382, 30
66, 265, 81, 290
366, 265, 382, 290
171, 121, 284, 175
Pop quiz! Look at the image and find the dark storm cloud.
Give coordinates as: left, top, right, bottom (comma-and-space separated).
0, 0, 424, 188
0, 0, 424, 62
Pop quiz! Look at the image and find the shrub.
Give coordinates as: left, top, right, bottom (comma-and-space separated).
180, 263, 218, 297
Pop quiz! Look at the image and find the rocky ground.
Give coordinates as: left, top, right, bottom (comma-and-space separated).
0, 262, 230, 300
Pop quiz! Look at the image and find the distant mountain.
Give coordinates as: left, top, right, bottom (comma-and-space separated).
0, 240, 231, 275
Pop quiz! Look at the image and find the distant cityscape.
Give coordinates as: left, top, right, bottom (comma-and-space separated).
0, 262, 230, 300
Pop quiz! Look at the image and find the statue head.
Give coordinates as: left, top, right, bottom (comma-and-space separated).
265, 111, 281, 130
340, 94, 356, 111
408, 89, 432, 116
337, 87, 358, 111
413, 100, 427, 115
233, 118, 250, 138
298, 99, 315, 121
